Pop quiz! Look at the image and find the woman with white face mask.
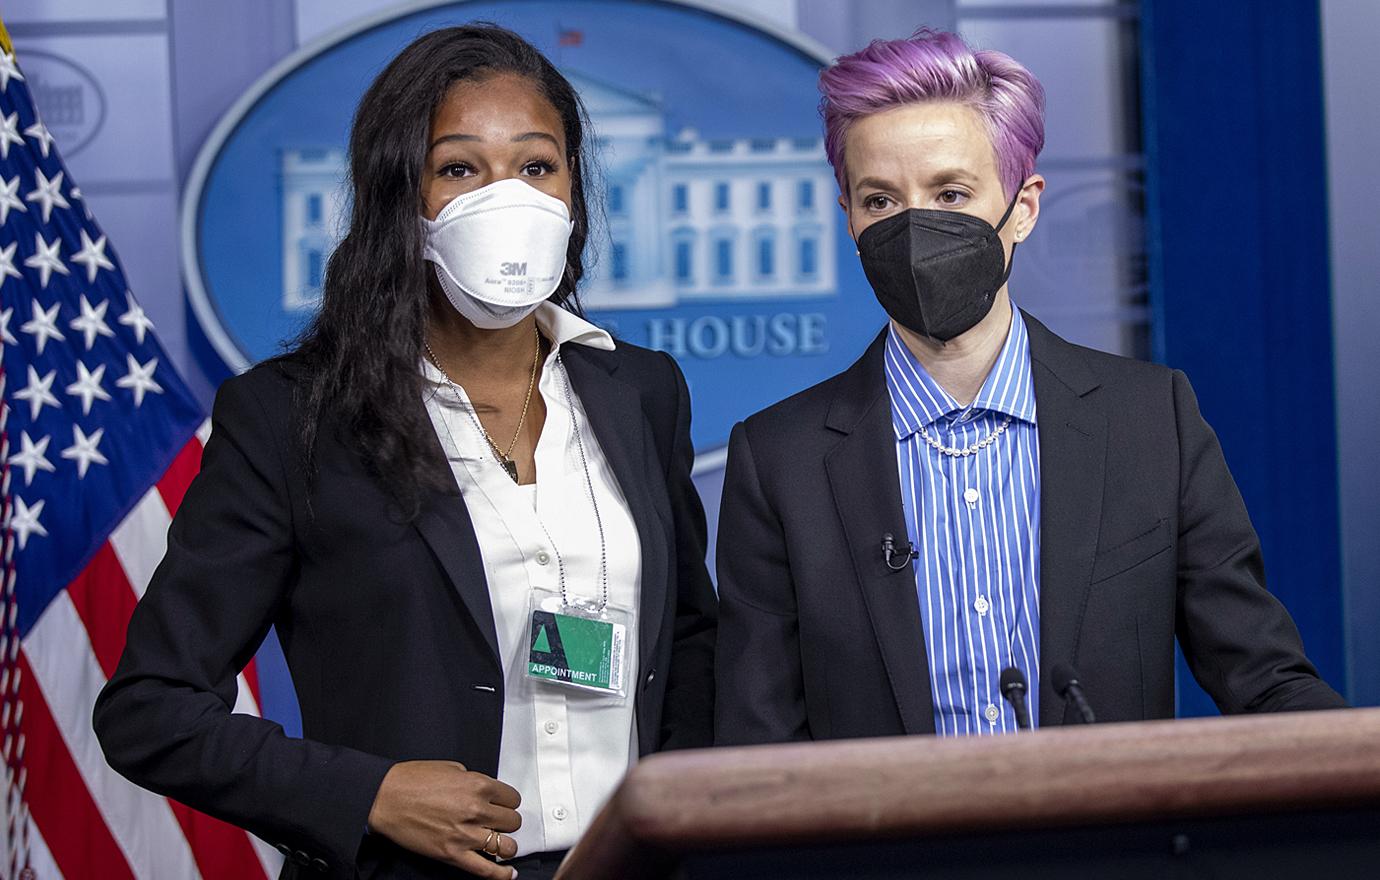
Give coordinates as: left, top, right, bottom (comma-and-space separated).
93, 25, 717, 880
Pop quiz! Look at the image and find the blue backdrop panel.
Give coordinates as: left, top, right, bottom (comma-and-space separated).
1140, 0, 1346, 713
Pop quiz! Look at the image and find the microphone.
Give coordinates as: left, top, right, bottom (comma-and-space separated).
1051, 662, 1096, 724
999, 666, 1031, 730
881, 533, 918, 572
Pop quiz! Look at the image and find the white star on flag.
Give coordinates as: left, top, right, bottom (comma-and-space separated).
65, 360, 112, 415
20, 298, 64, 354
23, 232, 69, 288
61, 424, 108, 479
24, 119, 54, 158
8, 431, 55, 486
25, 168, 69, 224
71, 229, 115, 282
0, 51, 24, 93
118, 292, 156, 344
69, 294, 115, 350
8, 497, 48, 550
0, 306, 16, 346
0, 111, 23, 160
14, 365, 59, 421
116, 353, 163, 407
0, 240, 21, 284
0, 174, 24, 225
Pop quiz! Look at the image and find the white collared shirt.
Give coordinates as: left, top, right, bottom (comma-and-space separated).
421, 303, 642, 855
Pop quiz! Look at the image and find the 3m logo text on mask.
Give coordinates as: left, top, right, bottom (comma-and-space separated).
500, 262, 528, 277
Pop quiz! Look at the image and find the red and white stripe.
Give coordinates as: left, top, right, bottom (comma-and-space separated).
13, 421, 284, 879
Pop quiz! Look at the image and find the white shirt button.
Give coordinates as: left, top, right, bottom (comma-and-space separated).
984, 704, 1000, 724
974, 595, 990, 616
535, 550, 551, 566
963, 488, 979, 505
544, 720, 559, 735
552, 806, 569, 821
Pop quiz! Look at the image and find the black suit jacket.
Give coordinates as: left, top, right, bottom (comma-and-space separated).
714, 313, 1344, 745
93, 342, 716, 879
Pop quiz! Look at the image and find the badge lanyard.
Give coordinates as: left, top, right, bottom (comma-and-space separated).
524, 354, 631, 700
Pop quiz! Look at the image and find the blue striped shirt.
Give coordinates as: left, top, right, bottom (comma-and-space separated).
884, 310, 1042, 736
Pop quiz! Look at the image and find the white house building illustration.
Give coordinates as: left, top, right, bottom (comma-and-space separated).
279, 71, 837, 312
280, 149, 350, 311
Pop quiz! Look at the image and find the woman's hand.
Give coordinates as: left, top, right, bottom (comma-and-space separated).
367, 760, 522, 879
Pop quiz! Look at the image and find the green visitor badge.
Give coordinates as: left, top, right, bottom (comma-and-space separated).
526, 592, 630, 698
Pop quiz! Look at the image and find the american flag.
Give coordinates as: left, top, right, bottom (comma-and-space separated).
0, 28, 280, 880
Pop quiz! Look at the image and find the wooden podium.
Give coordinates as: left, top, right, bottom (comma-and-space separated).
555, 709, 1380, 879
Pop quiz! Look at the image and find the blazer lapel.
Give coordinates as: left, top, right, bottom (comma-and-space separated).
824, 332, 937, 735
1024, 313, 1107, 727
560, 346, 669, 673
413, 446, 502, 664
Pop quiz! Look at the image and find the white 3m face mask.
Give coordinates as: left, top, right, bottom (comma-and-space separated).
422, 178, 574, 329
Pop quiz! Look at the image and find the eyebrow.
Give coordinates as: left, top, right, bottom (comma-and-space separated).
853, 176, 897, 192
429, 131, 561, 151
512, 131, 560, 146
853, 168, 981, 191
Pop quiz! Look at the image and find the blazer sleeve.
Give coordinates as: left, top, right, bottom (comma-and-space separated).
713, 420, 811, 745
655, 351, 719, 751
92, 371, 396, 872
1171, 369, 1347, 712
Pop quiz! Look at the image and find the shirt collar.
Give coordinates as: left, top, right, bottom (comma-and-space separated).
884, 308, 1037, 439
535, 301, 616, 352
420, 302, 615, 386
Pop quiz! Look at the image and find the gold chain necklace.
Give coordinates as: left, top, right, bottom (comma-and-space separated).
424, 325, 542, 483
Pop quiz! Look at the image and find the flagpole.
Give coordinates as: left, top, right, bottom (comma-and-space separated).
0, 23, 28, 880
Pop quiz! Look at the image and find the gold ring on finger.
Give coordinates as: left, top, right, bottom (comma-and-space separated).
483, 829, 501, 856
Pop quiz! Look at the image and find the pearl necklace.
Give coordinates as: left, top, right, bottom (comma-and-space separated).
917, 413, 1013, 457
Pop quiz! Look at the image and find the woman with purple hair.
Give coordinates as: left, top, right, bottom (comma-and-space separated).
714, 29, 1343, 745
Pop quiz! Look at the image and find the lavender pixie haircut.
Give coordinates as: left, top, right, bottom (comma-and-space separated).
819, 29, 1046, 198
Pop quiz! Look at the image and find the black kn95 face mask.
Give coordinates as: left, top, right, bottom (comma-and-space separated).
856, 193, 1019, 342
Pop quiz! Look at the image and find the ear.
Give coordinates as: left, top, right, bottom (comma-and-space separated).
838, 191, 856, 242
1013, 174, 1045, 242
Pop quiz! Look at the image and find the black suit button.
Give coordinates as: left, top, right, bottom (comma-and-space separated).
311, 858, 329, 872
295, 850, 311, 865
274, 843, 292, 856
645, 668, 656, 686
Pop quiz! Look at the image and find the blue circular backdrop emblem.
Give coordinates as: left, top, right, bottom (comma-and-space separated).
182, 0, 884, 456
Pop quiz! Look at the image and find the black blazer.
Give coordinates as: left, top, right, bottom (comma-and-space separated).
93, 342, 717, 879
714, 313, 1344, 746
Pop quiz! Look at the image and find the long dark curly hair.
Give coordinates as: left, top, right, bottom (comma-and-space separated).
287, 24, 595, 514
